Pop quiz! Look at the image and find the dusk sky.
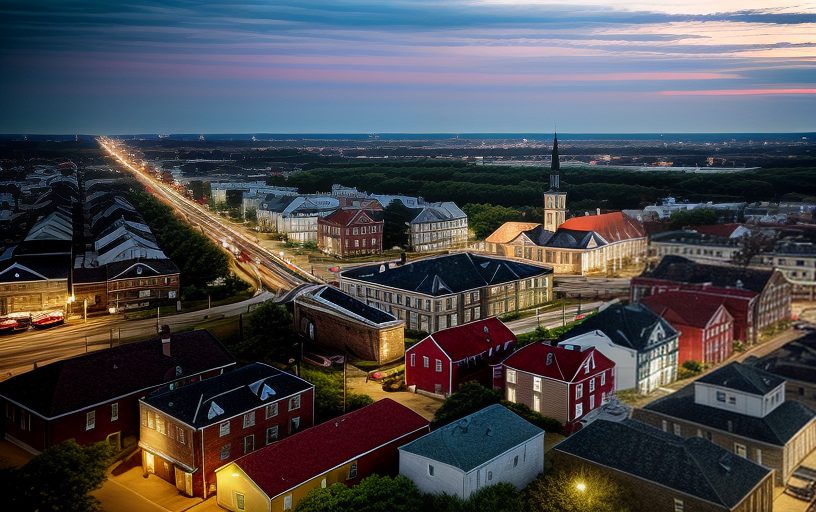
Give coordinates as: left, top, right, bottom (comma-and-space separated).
1, 1, 814, 134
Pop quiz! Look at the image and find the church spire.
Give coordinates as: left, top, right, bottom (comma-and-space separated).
549, 132, 560, 191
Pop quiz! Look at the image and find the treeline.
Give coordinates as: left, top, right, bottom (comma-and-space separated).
269, 161, 816, 210
128, 188, 230, 291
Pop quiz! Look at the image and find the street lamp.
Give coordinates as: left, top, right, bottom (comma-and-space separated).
575, 482, 587, 493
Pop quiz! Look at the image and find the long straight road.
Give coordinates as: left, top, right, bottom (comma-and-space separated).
506, 301, 604, 334
97, 137, 315, 292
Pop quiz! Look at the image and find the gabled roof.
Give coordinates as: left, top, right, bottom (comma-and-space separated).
555, 419, 772, 509
641, 292, 733, 329
518, 225, 555, 246
544, 228, 605, 249
694, 224, 749, 238
24, 211, 73, 242
229, 399, 428, 499
562, 303, 678, 352
0, 330, 235, 419
411, 202, 466, 224
503, 343, 614, 382
416, 317, 516, 362
754, 332, 816, 385
641, 256, 773, 293
399, 404, 543, 472
0, 255, 70, 282
696, 362, 783, 395
485, 222, 541, 244
341, 252, 552, 296
557, 212, 645, 243
644, 384, 814, 445
321, 208, 379, 227
307, 285, 399, 325
143, 363, 313, 428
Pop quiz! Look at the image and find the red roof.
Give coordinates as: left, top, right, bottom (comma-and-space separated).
230, 399, 428, 498
421, 317, 516, 362
641, 291, 733, 329
503, 343, 614, 382
694, 224, 745, 238
321, 208, 378, 227
558, 212, 645, 242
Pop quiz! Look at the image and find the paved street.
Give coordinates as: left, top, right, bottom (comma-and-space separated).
506, 301, 604, 334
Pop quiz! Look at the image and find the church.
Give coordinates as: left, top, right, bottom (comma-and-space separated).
483, 134, 647, 275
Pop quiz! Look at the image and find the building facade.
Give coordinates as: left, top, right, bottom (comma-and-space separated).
502, 343, 615, 432
408, 202, 468, 252
633, 363, 816, 485
753, 333, 816, 411
339, 252, 553, 333
139, 363, 314, 499
317, 208, 383, 258
404, 317, 516, 397
293, 285, 405, 364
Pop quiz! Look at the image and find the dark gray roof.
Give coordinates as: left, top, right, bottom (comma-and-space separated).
545, 228, 604, 249
311, 285, 398, 325
399, 404, 543, 472
562, 303, 678, 351
143, 363, 313, 428
341, 252, 552, 296
697, 362, 784, 395
754, 332, 816, 384
555, 419, 772, 509
643, 384, 815, 445
642, 256, 774, 293
520, 225, 554, 246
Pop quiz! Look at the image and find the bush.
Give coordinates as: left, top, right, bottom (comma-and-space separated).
301, 367, 373, 422
432, 382, 501, 428
296, 475, 423, 512
502, 401, 563, 434
499, 311, 521, 322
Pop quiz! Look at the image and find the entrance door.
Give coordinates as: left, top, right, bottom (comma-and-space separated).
145, 452, 155, 474
174, 467, 193, 496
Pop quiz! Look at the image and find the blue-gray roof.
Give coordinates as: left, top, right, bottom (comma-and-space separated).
696, 362, 784, 396
562, 303, 678, 352
555, 419, 772, 509
399, 405, 543, 472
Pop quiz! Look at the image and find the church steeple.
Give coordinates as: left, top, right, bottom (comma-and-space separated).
549, 132, 560, 191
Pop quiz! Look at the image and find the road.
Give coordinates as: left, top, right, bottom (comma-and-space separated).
506, 301, 605, 334
0, 291, 274, 381
97, 137, 314, 292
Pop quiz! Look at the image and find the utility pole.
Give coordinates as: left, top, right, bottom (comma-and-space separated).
343, 350, 348, 413
562, 302, 566, 327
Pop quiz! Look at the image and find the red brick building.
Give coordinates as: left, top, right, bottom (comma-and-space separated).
502, 343, 615, 432
0, 329, 234, 454
139, 363, 314, 498
405, 317, 516, 397
214, 399, 429, 512
632, 256, 791, 344
641, 291, 734, 366
317, 208, 383, 258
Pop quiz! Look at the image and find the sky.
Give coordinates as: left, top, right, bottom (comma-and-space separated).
1, 1, 814, 134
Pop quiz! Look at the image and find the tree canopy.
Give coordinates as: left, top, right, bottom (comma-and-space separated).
296, 475, 423, 512
382, 201, 416, 249
230, 301, 297, 363
431, 381, 501, 428
0, 440, 115, 512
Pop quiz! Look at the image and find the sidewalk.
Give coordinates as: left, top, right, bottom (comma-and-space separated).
94, 457, 202, 512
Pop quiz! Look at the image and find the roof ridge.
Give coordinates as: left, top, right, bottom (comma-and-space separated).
684, 439, 728, 506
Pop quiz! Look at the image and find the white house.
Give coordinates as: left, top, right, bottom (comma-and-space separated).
399, 404, 544, 499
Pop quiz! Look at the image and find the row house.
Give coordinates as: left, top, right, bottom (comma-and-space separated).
641, 291, 735, 366
215, 399, 428, 512
404, 317, 516, 397
0, 329, 234, 454
399, 405, 544, 499
502, 343, 615, 432
408, 202, 468, 252
339, 252, 553, 333
631, 255, 791, 344
293, 285, 405, 364
553, 419, 774, 512
559, 302, 679, 394
633, 362, 816, 485
317, 208, 383, 258
139, 363, 314, 499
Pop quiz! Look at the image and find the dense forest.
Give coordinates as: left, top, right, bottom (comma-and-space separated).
268, 162, 816, 211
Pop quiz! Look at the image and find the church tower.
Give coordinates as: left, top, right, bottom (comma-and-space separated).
543, 133, 567, 232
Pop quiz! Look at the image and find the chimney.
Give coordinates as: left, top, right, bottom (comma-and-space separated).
160, 324, 171, 357
596, 208, 601, 216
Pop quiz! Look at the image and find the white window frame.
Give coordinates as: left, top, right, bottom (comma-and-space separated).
575, 402, 583, 419
506, 369, 516, 384
219, 421, 230, 437
423, 356, 429, 368
348, 462, 358, 480
673, 498, 684, 512
533, 376, 541, 392
220, 443, 231, 460
575, 383, 583, 399
435, 359, 443, 372
243, 411, 255, 429
410, 353, 416, 366
265, 403, 278, 419
289, 394, 301, 411
589, 378, 595, 393
111, 403, 119, 422
86, 410, 96, 431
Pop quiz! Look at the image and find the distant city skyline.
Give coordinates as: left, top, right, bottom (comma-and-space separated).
1, 1, 814, 134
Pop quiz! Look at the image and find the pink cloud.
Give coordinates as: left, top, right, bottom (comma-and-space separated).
661, 88, 816, 95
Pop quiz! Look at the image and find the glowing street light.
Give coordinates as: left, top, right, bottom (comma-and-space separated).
575, 482, 587, 493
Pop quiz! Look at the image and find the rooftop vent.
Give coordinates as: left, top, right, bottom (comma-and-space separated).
458, 418, 470, 433
207, 401, 224, 420
718, 453, 732, 473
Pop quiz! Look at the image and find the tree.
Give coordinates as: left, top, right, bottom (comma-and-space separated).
0, 440, 115, 512
245, 207, 258, 223
731, 231, 777, 267
301, 367, 373, 422
525, 467, 631, 512
462, 203, 525, 240
231, 301, 296, 362
431, 381, 501, 428
382, 201, 416, 249
667, 208, 718, 230
468, 483, 525, 512
296, 474, 423, 512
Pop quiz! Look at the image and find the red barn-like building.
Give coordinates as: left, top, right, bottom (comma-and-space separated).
0, 329, 235, 454
139, 363, 314, 499
641, 291, 734, 366
405, 317, 516, 397
502, 343, 615, 432
317, 208, 383, 258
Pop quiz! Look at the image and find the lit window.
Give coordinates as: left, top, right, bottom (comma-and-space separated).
219, 421, 230, 437
243, 411, 255, 429
111, 403, 119, 422
86, 410, 96, 431
674, 498, 684, 512
533, 377, 541, 392
177, 426, 186, 445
